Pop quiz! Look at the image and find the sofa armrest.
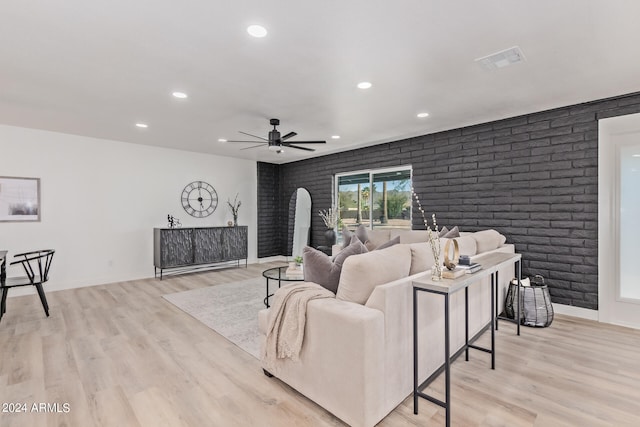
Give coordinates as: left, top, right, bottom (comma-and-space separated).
261, 298, 386, 427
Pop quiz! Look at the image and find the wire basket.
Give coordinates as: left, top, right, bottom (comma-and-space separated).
504, 275, 554, 327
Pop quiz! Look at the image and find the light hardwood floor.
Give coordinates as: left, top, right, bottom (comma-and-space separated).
1, 262, 640, 427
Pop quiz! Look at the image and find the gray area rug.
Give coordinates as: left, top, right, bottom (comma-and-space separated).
162, 276, 267, 359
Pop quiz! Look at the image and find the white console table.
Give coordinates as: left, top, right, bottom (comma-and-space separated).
412, 251, 522, 427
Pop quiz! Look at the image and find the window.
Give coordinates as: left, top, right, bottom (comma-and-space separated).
335, 166, 412, 237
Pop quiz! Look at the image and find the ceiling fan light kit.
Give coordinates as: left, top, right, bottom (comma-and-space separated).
228, 118, 326, 154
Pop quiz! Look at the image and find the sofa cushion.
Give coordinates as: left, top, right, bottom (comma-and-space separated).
303, 236, 368, 293
364, 228, 391, 250
441, 235, 478, 260
374, 235, 400, 251
337, 244, 411, 304
389, 229, 430, 244
472, 229, 507, 254
408, 242, 436, 275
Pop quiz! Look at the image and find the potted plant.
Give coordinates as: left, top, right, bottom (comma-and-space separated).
289, 255, 303, 270
227, 193, 241, 226
319, 207, 338, 246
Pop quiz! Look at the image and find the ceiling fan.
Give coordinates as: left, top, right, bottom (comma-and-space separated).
228, 118, 326, 153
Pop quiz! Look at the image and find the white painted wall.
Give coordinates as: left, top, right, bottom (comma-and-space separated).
0, 124, 257, 296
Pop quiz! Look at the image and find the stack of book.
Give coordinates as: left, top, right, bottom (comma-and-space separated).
457, 262, 482, 274
442, 268, 465, 279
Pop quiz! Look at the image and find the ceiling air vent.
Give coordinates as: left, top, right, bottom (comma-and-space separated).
475, 46, 526, 70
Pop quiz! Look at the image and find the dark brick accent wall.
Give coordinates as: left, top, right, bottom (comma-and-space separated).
257, 91, 640, 310
286, 191, 297, 256
256, 162, 282, 257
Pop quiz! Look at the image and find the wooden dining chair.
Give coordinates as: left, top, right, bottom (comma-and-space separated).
0, 249, 55, 322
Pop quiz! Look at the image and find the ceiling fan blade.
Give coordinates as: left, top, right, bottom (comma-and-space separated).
227, 140, 268, 143
284, 140, 326, 144
281, 131, 297, 141
239, 144, 266, 151
282, 143, 315, 152
238, 131, 268, 141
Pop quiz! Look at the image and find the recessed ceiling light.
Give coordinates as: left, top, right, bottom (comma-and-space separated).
417, 112, 430, 118
218, 138, 227, 143
247, 25, 267, 38
172, 91, 188, 99
331, 135, 340, 139
633, 154, 640, 157
135, 123, 148, 128
357, 82, 372, 89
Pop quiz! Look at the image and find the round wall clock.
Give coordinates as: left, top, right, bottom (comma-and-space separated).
181, 181, 218, 218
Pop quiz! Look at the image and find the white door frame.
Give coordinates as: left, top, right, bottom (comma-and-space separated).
598, 112, 640, 329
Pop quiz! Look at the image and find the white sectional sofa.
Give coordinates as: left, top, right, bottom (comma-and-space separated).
258, 229, 515, 427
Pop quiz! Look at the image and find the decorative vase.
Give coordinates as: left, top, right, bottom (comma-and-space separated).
324, 229, 336, 246
233, 214, 238, 227
431, 264, 443, 282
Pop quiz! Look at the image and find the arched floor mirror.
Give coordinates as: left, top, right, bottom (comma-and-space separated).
288, 188, 311, 258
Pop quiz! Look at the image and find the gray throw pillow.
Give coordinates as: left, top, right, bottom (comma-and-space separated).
341, 227, 354, 249
355, 224, 368, 244
438, 226, 449, 237
442, 226, 460, 238
374, 235, 400, 250
303, 236, 368, 293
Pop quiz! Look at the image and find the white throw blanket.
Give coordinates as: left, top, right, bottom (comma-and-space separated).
263, 282, 334, 371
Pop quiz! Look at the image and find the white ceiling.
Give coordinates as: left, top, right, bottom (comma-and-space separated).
2, 1, 640, 164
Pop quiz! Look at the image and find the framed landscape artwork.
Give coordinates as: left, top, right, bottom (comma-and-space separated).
0, 176, 41, 222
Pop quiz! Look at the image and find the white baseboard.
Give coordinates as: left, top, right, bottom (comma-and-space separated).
255, 255, 287, 264
552, 303, 599, 321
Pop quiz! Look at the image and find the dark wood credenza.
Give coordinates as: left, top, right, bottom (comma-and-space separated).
153, 226, 248, 279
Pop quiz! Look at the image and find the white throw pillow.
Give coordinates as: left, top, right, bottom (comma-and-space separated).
408, 242, 435, 275
442, 235, 478, 259
408, 235, 478, 275
472, 229, 507, 254
337, 244, 411, 305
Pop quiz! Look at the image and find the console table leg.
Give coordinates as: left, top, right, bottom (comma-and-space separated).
413, 286, 419, 415
444, 293, 451, 427
464, 287, 469, 362
491, 273, 496, 370
517, 260, 522, 336
495, 270, 499, 331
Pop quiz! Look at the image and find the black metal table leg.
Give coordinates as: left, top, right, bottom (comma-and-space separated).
444, 293, 451, 427
265, 277, 270, 308
465, 287, 469, 361
517, 260, 522, 336
491, 272, 496, 370
413, 286, 419, 415
495, 270, 499, 331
